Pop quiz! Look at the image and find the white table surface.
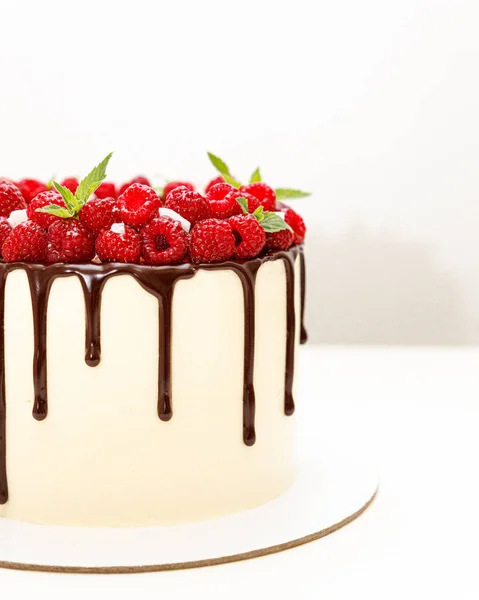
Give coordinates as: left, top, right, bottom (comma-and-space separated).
0, 346, 478, 599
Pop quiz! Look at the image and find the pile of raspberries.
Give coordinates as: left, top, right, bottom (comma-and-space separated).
0, 176, 306, 264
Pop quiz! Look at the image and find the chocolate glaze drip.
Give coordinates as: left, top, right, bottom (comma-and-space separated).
282, 252, 296, 416
0, 270, 7, 504
299, 246, 308, 345
203, 260, 262, 446
0, 245, 306, 504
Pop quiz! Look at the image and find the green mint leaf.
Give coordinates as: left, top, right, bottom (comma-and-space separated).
236, 197, 249, 214
274, 188, 311, 201
153, 186, 164, 197
207, 152, 231, 176
53, 182, 77, 213
35, 204, 73, 219
260, 212, 291, 233
75, 152, 113, 207
222, 173, 241, 188
249, 167, 261, 183
46, 175, 55, 190
252, 205, 265, 221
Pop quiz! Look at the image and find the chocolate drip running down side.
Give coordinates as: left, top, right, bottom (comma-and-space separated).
0, 245, 306, 504
0, 271, 7, 504
299, 246, 308, 344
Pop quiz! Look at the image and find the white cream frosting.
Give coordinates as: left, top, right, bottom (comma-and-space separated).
0, 256, 301, 527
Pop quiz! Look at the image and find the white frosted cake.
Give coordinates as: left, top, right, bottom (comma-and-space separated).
0, 153, 309, 527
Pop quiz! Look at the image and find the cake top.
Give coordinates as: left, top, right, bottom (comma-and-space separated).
0, 153, 309, 265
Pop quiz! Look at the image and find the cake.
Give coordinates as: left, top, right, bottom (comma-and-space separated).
0, 154, 309, 527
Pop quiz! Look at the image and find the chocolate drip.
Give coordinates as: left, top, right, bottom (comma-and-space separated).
281, 252, 297, 416
0, 270, 7, 504
0, 245, 305, 504
203, 260, 262, 445
125, 265, 196, 421
299, 246, 308, 344
25, 269, 54, 421
78, 273, 106, 367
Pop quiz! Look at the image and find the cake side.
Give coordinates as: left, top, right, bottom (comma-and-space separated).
0, 249, 304, 526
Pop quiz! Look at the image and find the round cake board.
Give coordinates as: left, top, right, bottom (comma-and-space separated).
0, 449, 378, 574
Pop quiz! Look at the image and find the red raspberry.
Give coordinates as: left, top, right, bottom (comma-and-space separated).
61, 177, 79, 193
27, 191, 65, 229
225, 189, 260, 213
189, 218, 235, 263
118, 184, 161, 228
79, 197, 120, 234
2, 221, 48, 262
95, 181, 117, 200
206, 183, 240, 219
284, 207, 306, 244
16, 179, 48, 204
47, 219, 95, 262
162, 181, 195, 200
264, 228, 294, 251
141, 216, 188, 265
204, 176, 224, 194
96, 224, 141, 263
165, 187, 210, 225
0, 217, 12, 255
118, 176, 151, 196
0, 181, 27, 217
239, 182, 276, 211
229, 215, 265, 259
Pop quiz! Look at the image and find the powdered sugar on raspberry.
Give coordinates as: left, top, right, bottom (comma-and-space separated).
159, 207, 191, 233
111, 223, 126, 235
7, 209, 28, 228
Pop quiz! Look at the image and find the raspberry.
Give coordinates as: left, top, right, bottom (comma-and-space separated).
0, 181, 27, 217
204, 176, 224, 194
0, 217, 12, 255
79, 197, 120, 234
16, 179, 48, 204
206, 183, 241, 219
264, 228, 294, 251
283, 207, 306, 244
95, 181, 117, 200
229, 215, 265, 259
239, 182, 276, 211
141, 216, 188, 265
162, 181, 195, 200
61, 177, 79, 193
225, 189, 260, 213
118, 184, 161, 228
2, 221, 48, 262
189, 218, 235, 263
96, 224, 141, 263
47, 219, 95, 262
119, 176, 151, 196
27, 191, 65, 229
165, 187, 209, 225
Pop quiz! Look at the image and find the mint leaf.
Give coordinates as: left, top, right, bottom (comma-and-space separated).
53, 182, 77, 213
153, 186, 164, 197
274, 188, 311, 201
260, 213, 291, 233
252, 206, 265, 221
207, 152, 231, 176
236, 197, 249, 214
222, 173, 241, 188
75, 152, 113, 207
249, 167, 261, 183
35, 204, 73, 219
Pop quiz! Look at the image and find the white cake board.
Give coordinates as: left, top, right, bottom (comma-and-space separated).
0, 448, 378, 574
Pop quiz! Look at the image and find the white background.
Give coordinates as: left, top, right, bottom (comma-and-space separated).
1, 0, 478, 345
